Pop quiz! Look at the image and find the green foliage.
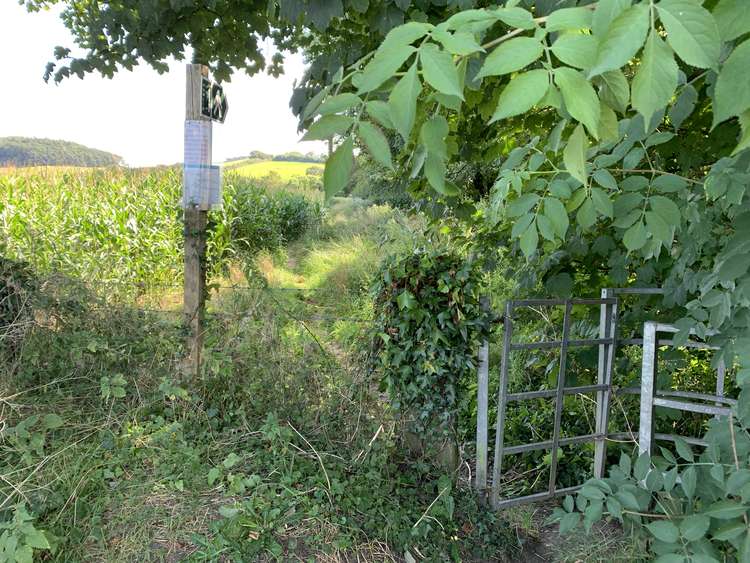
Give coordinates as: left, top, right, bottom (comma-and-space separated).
0, 504, 56, 562
371, 246, 492, 435
0, 137, 121, 167
550, 415, 750, 561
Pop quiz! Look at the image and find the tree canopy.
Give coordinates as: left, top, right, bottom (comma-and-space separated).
0, 137, 122, 167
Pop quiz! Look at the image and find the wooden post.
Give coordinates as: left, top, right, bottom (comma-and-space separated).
184, 63, 210, 379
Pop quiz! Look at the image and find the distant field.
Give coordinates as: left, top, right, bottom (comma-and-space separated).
227, 160, 323, 180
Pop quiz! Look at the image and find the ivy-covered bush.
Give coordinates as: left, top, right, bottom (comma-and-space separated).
371, 247, 492, 437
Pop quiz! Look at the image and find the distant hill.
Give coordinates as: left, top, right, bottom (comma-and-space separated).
0, 137, 122, 167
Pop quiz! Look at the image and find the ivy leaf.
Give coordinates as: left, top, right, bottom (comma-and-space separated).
397, 290, 416, 310
713, 0, 750, 41
358, 121, 393, 170
490, 69, 550, 123
546, 7, 593, 32
323, 137, 354, 201
632, 31, 679, 125
389, 62, 421, 141
563, 124, 589, 185
624, 220, 648, 251
519, 219, 539, 257
544, 197, 570, 238
356, 45, 417, 94
476, 37, 544, 78
419, 44, 464, 99
589, 3, 649, 77
317, 93, 362, 116
714, 39, 750, 126
302, 115, 354, 141
551, 34, 598, 70
656, 0, 721, 69
555, 67, 600, 139
646, 520, 679, 543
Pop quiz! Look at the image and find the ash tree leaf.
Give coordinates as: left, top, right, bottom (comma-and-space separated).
511, 212, 535, 237
599, 69, 630, 114
546, 7, 594, 32
544, 197, 570, 238
431, 29, 484, 56
536, 214, 556, 241
714, 39, 750, 126
599, 104, 620, 142
324, 137, 354, 201
645, 211, 672, 245
632, 31, 679, 124
589, 3, 650, 77
669, 84, 698, 129
703, 500, 749, 519
555, 67, 601, 139
509, 194, 541, 217
358, 121, 393, 170
389, 62, 421, 141
365, 100, 395, 130
681, 466, 697, 498
733, 110, 750, 156
591, 187, 614, 217
592, 0, 631, 37
559, 511, 580, 534
490, 69, 550, 123
593, 169, 617, 190
317, 93, 362, 116
657, 0, 721, 69
577, 198, 597, 229
476, 37, 544, 78
302, 114, 354, 141
420, 44, 464, 99
563, 124, 589, 185
680, 514, 711, 541
646, 520, 680, 543
380, 21, 433, 52
519, 219, 539, 257
713, 0, 750, 41
356, 45, 417, 94
649, 195, 681, 225
624, 220, 648, 251
551, 34, 598, 70
495, 6, 536, 29
420, 115, 449, 158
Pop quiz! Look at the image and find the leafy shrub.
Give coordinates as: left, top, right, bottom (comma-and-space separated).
213, 178, 322, 276
551, 416, 750, 561
0, 254, 35, 357
371, 246, 492, 436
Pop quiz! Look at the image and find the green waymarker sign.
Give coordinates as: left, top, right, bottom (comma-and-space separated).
201, 77, 228, 123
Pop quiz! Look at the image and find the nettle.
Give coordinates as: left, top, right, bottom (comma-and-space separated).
371, 248, 492, 435
309, 0, 750, 557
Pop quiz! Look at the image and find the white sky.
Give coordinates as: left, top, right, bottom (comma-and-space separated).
0, 3, 326, 166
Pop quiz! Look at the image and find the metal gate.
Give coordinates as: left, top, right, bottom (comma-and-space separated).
474, 288, 732, 509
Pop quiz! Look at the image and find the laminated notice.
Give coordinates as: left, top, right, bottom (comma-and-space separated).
183, 120, 222, 209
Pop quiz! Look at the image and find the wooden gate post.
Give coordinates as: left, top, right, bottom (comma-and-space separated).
184, 63, 210, 379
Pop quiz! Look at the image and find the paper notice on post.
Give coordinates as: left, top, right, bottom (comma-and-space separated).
183, 120, 221, 209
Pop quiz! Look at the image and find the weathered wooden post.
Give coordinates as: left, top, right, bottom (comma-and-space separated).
183, 63, 210, 380
182, 61, 226, 378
